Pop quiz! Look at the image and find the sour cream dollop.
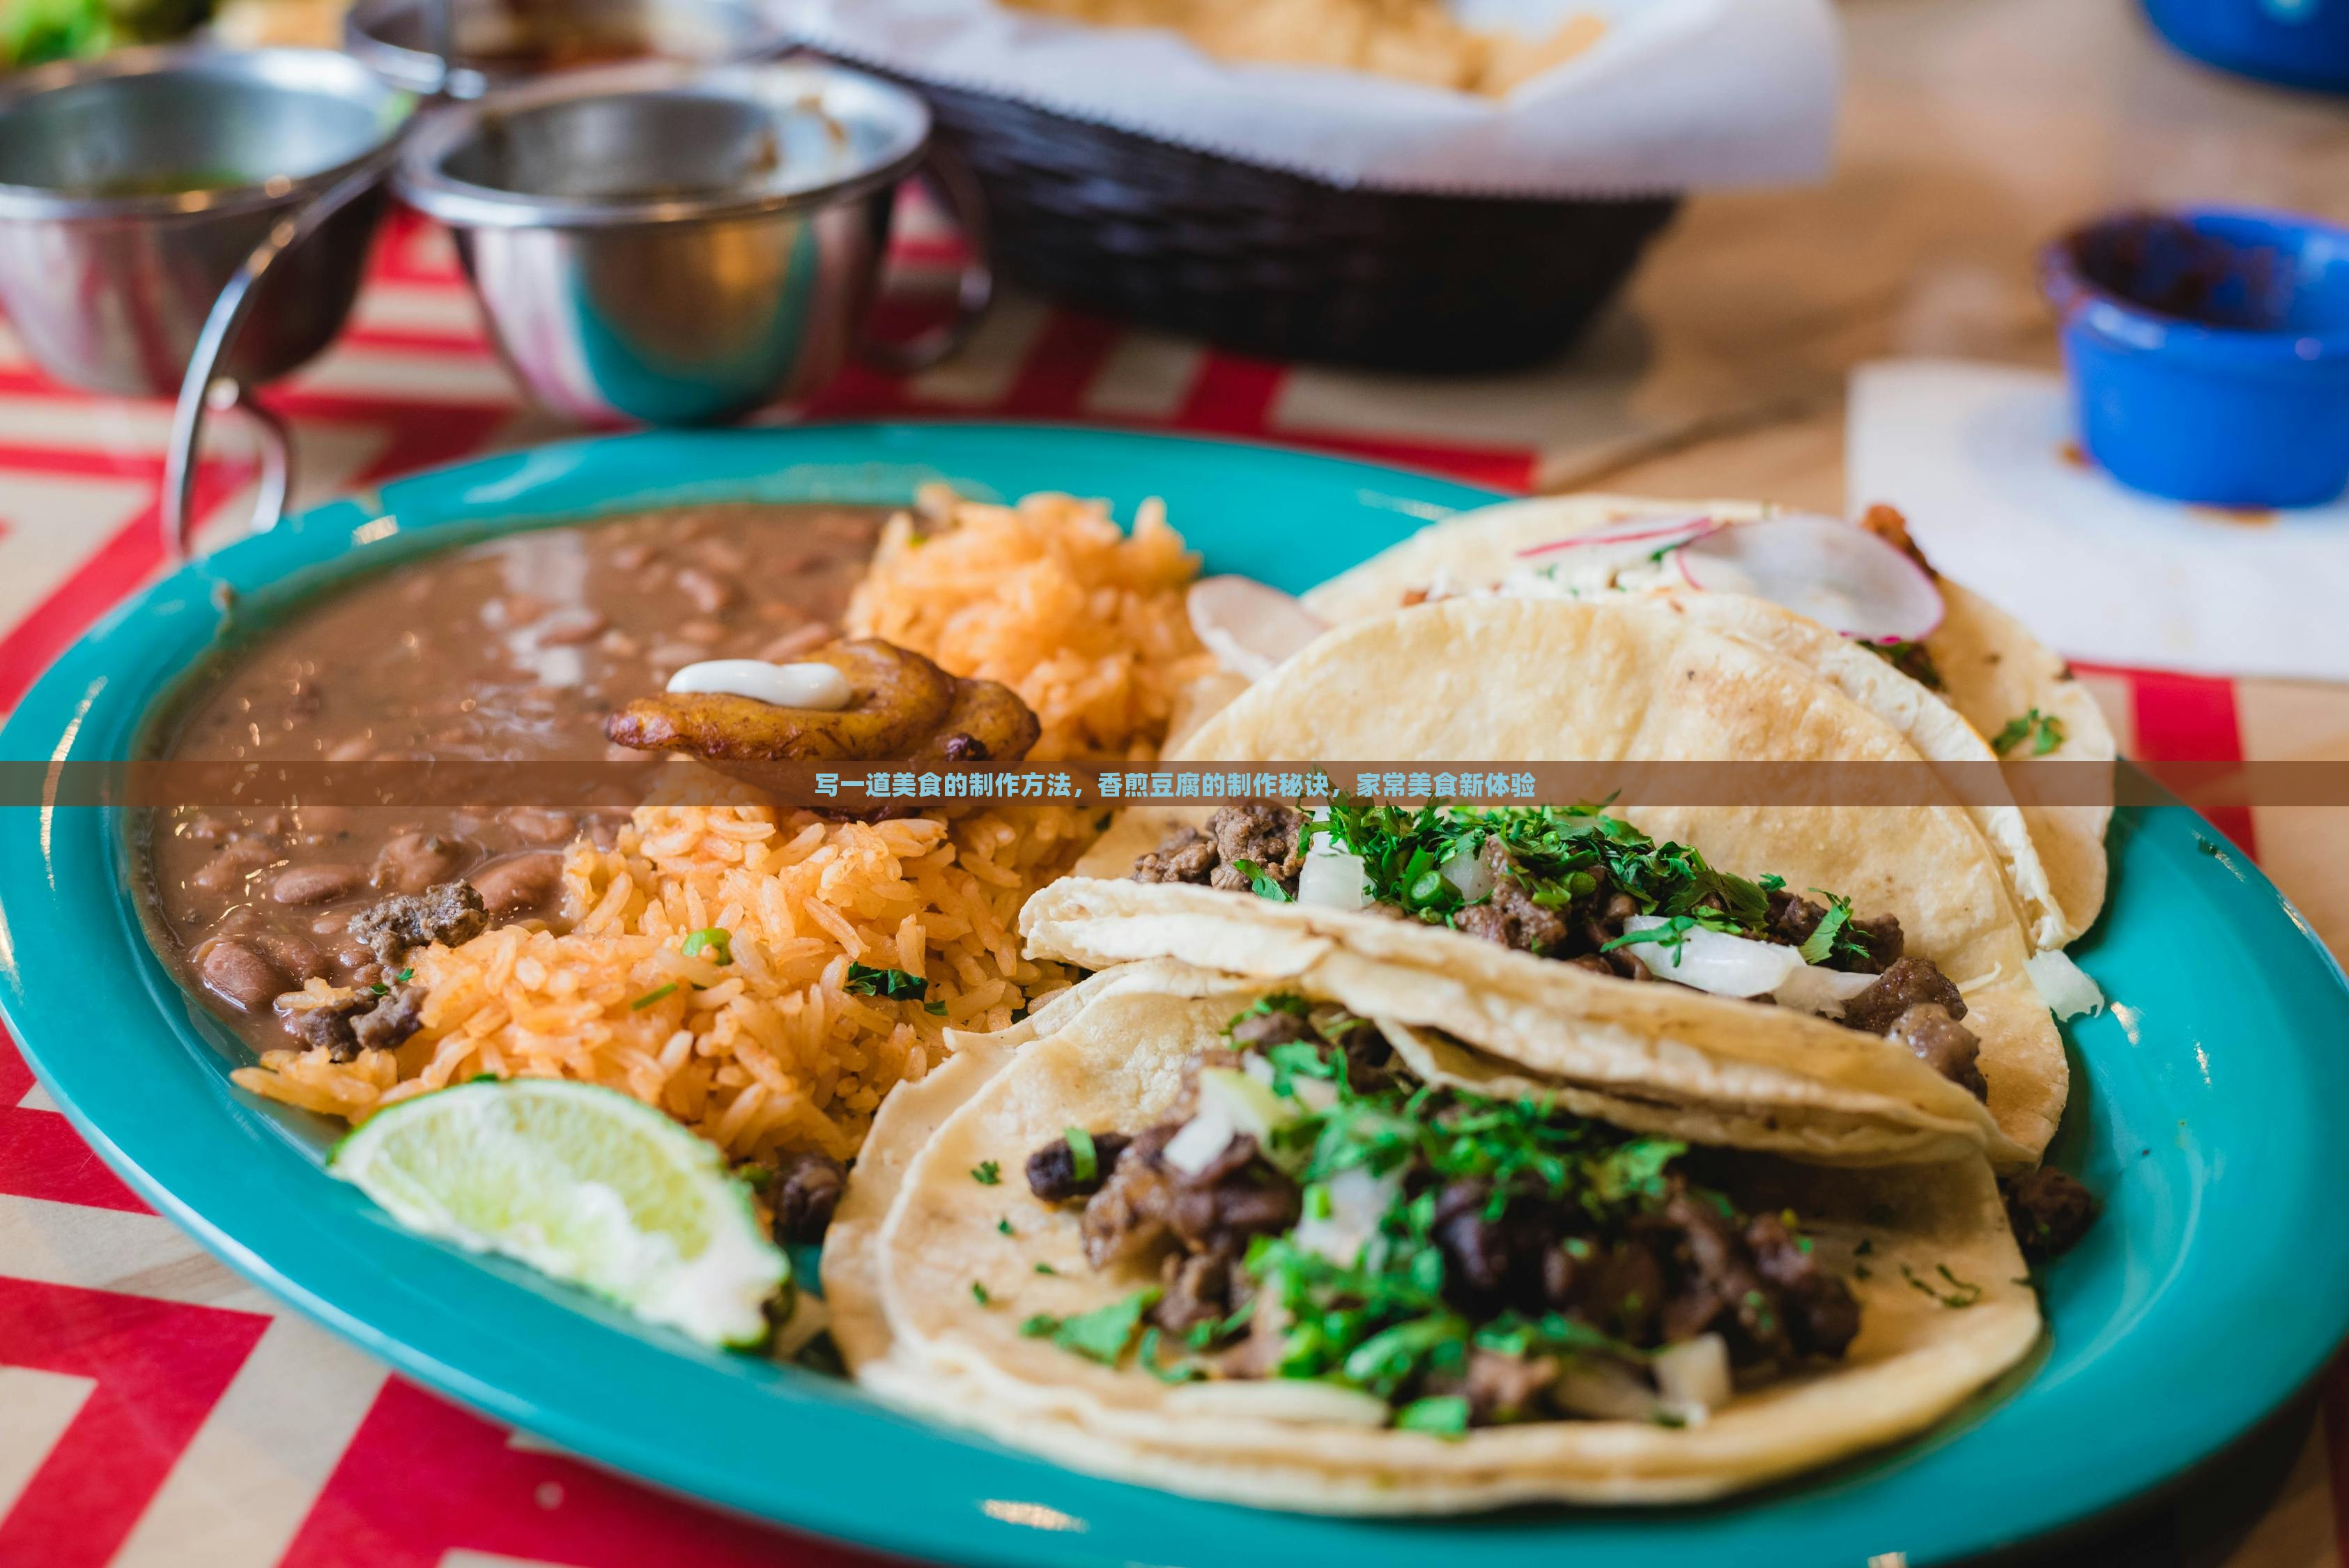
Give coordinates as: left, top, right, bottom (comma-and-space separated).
665, 659, 854, 710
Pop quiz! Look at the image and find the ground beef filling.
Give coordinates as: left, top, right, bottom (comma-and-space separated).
346, 879, 489, 969
1021, 1020, 1862, 1422
278, 879, 495, 1063
767, 1151, 847, 1244
1135, 808, 1986, 1099
2000, 1167, 2101, 1260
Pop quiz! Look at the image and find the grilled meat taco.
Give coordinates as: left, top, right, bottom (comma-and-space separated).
824, 974, 2042, 1511
1298, 495, 2115, 948
1034, 594, 2071, 1160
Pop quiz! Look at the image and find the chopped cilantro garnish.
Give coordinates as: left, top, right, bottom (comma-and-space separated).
1019, 1313, 1058, 1337
1309, 797, 1787, 945
1796, 893, 1854, 965
681, 927, 732, 964
1230, 857, 1293, 902
923, 999, 949, 1016
628, 982, 679, 1010
1864, 639, 1945, 691
1395, 1394, 1471, 1437
1991, 709, 2065, 757
1065, 1126, 1098, 1184
1034, 1261, 1058, 1275
845, 964, 927, 1000
971, 1161, 1001, 1185
970, 1282, 992, 1306
996, 1217, 1015, 1236
1900, 1261, 1982, 1308
1047, 1289, 1160, 1365
1138, 1328, 1202, 1384
737, 1163, 771, 1190
395, 967, 413, 983
369, 981, 390, 996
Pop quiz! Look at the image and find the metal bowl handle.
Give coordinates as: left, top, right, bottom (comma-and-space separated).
160, 148, 406, 563
856, 146, 994, 376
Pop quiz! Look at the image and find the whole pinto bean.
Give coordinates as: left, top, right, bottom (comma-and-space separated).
252, 931, 331, 983
371, 831, 469, 896
270, 862, 365, 906
472, 852, 564, 916
197, 939, 288, 1013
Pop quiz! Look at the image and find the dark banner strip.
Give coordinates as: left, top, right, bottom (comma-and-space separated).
5, 758, 2339, 811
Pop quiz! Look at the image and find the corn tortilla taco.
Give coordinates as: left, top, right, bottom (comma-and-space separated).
1300, 494, 2114, 947
1035, 594, 2070, 1160
825, 979, 2042, 1511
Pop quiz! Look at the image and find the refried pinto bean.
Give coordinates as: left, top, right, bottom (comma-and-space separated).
145, 503, 886, 1055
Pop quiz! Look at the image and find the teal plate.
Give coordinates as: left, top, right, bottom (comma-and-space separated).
5, 424, 2347, 1567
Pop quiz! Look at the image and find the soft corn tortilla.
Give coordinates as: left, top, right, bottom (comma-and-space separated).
835, 984, 2040, 1512
1025, 868, 2024, 1167
1075, 594, 2068, 1159
1301, 493, 2116, 945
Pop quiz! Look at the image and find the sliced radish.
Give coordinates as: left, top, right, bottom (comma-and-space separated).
1189, 576, 1329, 681
1513, 514, 1721, 560
1677, 515, 1945, 644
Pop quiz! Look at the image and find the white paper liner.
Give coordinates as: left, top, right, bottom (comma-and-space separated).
761, 0, 1841, 197
1849, 358, 2349, 684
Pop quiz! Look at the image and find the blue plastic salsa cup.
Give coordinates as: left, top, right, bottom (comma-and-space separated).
2039, 206, 2349, 507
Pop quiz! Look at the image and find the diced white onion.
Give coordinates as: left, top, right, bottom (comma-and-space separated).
1651, 1334, 1733, 1417
1289, 1075, 1339, 1113
1438, 847, 1496, 902
1291, 1164, 1400, 1268
1770, 963, 1881, 1020
1162, 1105, 1238, 1176
665, 659, 853, 710
2025, 950, 2106, 1020
1243, 1045, 1336, 1110
1297, 846, 1371, 910
1197, 1066, 1300, 1144
1619, 916, 1806, 998
1550, 1358, 1663, 1422
1165, 1379, 1391, 1427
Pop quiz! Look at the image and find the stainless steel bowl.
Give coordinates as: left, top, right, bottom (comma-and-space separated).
0, 48, 415, 398
395, 59, 990, 426
346, 0, 787, 100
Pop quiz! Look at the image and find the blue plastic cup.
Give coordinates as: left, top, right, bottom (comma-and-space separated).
2143, 0, 2349, 93
2039, 207, 2349, 508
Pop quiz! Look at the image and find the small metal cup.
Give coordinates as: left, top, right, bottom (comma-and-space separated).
345, 0, 787, 100
0, 47, 415, 398
394, 59, 991, 426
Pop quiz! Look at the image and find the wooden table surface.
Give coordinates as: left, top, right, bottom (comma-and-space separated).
1, 1, 2346, 1564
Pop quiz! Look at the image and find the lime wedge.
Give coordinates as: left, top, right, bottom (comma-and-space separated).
329, 1079, 786, 1348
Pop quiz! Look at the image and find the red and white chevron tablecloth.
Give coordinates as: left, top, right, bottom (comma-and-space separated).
1, 211, 2345, 1568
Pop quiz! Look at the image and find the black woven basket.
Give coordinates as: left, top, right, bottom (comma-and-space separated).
891, 72, 1681, 375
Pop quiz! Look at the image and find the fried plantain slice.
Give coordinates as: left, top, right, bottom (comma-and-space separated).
606, 639, 958, 762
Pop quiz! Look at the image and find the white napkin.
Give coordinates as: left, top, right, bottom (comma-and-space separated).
1847, 358, 2349, 683
761, 0, 1840, 197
